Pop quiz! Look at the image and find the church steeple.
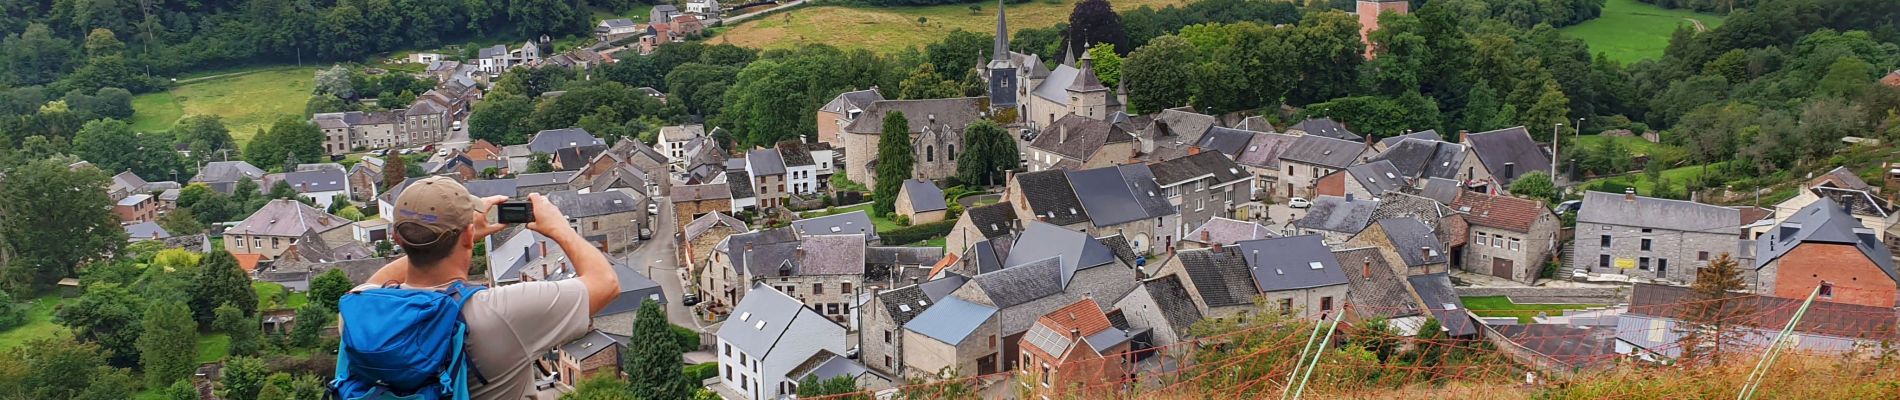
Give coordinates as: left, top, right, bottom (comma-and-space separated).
986, 0, 1018, 109
992, 0, 1009, 62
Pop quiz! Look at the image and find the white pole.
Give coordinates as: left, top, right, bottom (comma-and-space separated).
1737, 285, 1823, 400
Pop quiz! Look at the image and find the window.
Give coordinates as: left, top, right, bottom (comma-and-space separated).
272, 237, 281, 247
1278, 299, 1293, 314
1320, 296, 1333, 312
723, 343, 730, 356
842, 282, 852, 293
925, 146, 934, 162
1640, 238, 1652, 251
1639, 257, 1650, 270
1286, 165, 1293, 175
989, 335, 997, 349
884, 330, 892, 343
1600, 235, 1611, 247
1641, 228, 1652, 233
592, 221, 599, 230
1819, 282, 1834, 298
739, 357, 747, 367
741, 377, 748, 391
1658, 259, 1668, 272
1599, 254, 1610, 268
1041, 364, 1052, 386
1698, 251, 1710, 261
885, 356, 892, 368
725, 365, 732, 380
1509, 238, 1521, 251
812, 283, 823, 295
1493, 234, 1504, 248
948, 144, 956, 161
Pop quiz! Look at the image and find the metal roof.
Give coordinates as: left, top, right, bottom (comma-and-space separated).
717, 284, 834, 358
901, 179, 948, 212
904, 296, 997, 344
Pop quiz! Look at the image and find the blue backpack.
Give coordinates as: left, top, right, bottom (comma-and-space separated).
330, 281, 487, 400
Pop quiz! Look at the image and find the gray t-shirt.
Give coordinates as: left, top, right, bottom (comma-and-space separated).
351, 279, 591, 400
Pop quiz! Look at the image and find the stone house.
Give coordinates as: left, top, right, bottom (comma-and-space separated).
1005, 170, 1092, 232
1460, 127, 1552, 195
1357, 0, 1411, 58
225, 199, 353, 262
946, 201, 1020, 257
1026, 114, 1135, 172
1451, 191, 1561, 283
901, 295, 1003, 379
745, 149, 788, 209
861, 273, 969, 378
547, 190, 648, 254
926, 222, 1140, 376
682, 212, 749, 277
1331, 247, 1427, 332
1107, 274, 1202, 348
1291, 195, 1380, 244
716, 284, 847, 400
190, 161, 267, 195
658, 125, 705, 166
1067, 164, 1179, 254
838, 97, 985, 189
348, 157, 385, 203
1018, 298, 1138, 397
555, 330, 623, 387
114, 194, 159, 224
1233, 131, 1298, 202
1574, 190, 1742, 283
1314, 159, 1407, 202
896, 179, 948, 224
673, 184, 732, 231
1752, 198, 1898, 308
1344, 218, 1450, 276
748, 235, 868, 325
1274, 135, 1365, 200
311, 99, 449, 155
1149, 151, 1255, 249
817, 89, 884, 146
1162, 235, 1349, 320
1368, 137, 1465, 181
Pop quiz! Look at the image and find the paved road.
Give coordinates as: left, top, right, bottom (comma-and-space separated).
618, 196, 703, 331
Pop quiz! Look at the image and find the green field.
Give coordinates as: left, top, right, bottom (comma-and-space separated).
798, 203, 903, 232
1562, 0, 1727, 63
0, 296, 69, 350
254, 281, 310, 311
1462, 296, 1602, 324
718, 0, 1187, 53
129, 66, 319, 143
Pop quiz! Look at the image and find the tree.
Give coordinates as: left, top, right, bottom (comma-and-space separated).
215, 302, 261, 357
289, 303, 332, 348
1122, 36, 1196, 114
528, 153, 554, 173
139, 299, 199, 387
54, 284, 147, 368
898, 63, 960, 100
0, 289, 24, 329
956, 120, 1018, 186
873, 111, 915, 215
0, 157, 124, 289
162, 380, 198, 400
13, 337, 106, 398
76, 367, 137, 400
625, 301, 692, 399
1085, 44, 1123, 87
245, 117, 324, 170
469, 95, 537, 145
1679, 253, 1747, 365
315, 65, 357, 99
566, 375, 640, 400
310, 268, 354, 311
1508, 172, 1558, 204
1067, 0, 1129, 57
157, 206, 207, 236
219, 356, 269, 400
1, 24, 77, 86
189, 250, 258, 328
798, 375, 869, 399
382, 154, 408, 190
1815, 56, 1876, 98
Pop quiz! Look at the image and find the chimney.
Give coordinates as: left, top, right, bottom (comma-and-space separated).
795, 246, 806, 261
1212, 241, 1223, 252
1346, 193, 1355, 202
1624, 188, 1635, 201
1070, 328, 1081, 340
1362, 257, 1371, 279
1250, 249, 1259, 267
1200, 230, 1210, 243
1136, 266, 1146, 280
1188, 146, 1201, 156
1364, 134, 1375, 147
1059, 123, 1068, 143
1458, 130, 1469, 143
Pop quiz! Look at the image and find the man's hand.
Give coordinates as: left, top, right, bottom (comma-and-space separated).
523, 193, 576, 240
468, 195, 512, 242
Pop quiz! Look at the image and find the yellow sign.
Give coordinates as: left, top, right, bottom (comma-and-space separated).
1614, 258, 1636, 269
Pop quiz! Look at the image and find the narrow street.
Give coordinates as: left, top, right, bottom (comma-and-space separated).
616, 196, 701, 331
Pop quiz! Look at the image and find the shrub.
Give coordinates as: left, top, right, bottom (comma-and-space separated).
671, 325, 700, 351
683, 362, 718, 381
880, 220, 956, 245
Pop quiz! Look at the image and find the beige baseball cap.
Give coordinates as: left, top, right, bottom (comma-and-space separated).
393, 176, 484, 247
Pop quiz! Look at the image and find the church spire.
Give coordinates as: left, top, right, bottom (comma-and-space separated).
992, 0, 1009, 61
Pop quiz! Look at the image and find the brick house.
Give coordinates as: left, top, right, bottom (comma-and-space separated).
556, 330, 623, 386
1450, 191, 1561, 283
1018, 298, 1137, 397
115, 194, 159, 224
1752, 198, 1899, 308
673, 184, 733, 230
1574, 190, 1742, 283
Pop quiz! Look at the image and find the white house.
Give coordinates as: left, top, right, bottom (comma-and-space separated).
716, 284, 847, 400
686, 0, 721, 14
658, 125, 706, 166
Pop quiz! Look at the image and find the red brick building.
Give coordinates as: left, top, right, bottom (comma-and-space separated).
1018, 298, 1139, 398
1754, 198, 1899, 308
1357, 0, 1411, 59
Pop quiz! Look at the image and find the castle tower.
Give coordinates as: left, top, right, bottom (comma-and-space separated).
1357, 0, 1411, 59
987, 0, 1019, 109
1066, 51, 1110, 119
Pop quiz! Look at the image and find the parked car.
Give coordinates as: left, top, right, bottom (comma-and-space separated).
1555, 200, 1583, 215
452, 120, 463, 131
1288, 197, 1312, 208
647, 203, 660, 215
681, 293, 701, 306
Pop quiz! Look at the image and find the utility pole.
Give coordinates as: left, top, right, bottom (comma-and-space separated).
1552, 123, 1563, 179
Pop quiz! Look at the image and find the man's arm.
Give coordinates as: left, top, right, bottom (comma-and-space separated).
525, 193, 619, 315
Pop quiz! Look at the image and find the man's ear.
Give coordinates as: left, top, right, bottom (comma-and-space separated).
463, 226, 478, 249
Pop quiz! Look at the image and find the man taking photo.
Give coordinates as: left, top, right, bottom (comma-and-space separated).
339, 176, 619, 399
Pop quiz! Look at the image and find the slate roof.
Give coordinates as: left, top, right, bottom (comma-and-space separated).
717, 284, 836, 360
1096, 234, 1140, 269
791, 211, 879, 242
1148, 151, 1250, 188
746, 148, 786, 176
973, 256, 1065, 308
673, 183, 731, 202
719, 227, 801, 278
600, 18, 635, 28
1065, 164, 1175, 226
1234, 132, 1298, 169
1237, 235, 1349, 292
1407, 273, 1476, 337
553, 145, 608, 168
545, 190, 640, 218
461, 179, 519, 199
878, 283, 933, 326
684, 212, 748, 240
192, 161, 266, 184
1294, 195, 1380, 234
1808, 166, 1871, 191
1370, 139, 1465, 180
1416, 177, 1463, 204
1342, 160, 1406, 197
963, 201, 1019, 240
1016, 170, 1090, 226
1003, 221, 1119, 285
1755, 198, 1897, 282
1332, 247, 1419, 320
1185, 217, 1278, 245
906, 296, 997, 344
1492, 324, 1618, 370
775, 140, 815, 167
125, 221, 171, 240
901, 179, 948, 212
1030, 64, 1080, 104
227, 199, 350, 237
1136, 275, 1202, 339
789, 352, 874, 384
1376, 130, 1441, 149
1577, 191, 1737, 234
1148, 108, 1219, 145
1031, 114, 1132, 161
597, 263, 664, 316
794, 234, 868, 276
527, 128, 604, 154
1811, 186, 1895, 218
1193, 127, 1259, 157
560, 330, 621, 362
1176, 247, 1257, 308
1289, 118, 1361, 140
1372, 218, 1448, 267
1451, 191, 1550, 232
1236, 116, 1276, 133
1464, 126, 1551, 186
821, 89, 885, 114
961, 235, 1014, 275
866, 246, 944, 266
840, 97, 986, 135
1280, 135, 1364, 169
725, 173, 754, 199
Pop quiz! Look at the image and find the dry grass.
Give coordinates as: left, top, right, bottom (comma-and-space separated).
715, 0, 1190, 53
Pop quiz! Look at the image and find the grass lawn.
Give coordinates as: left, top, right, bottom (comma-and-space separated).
1570, 135, 1683, 159
717, 0, 1189, 53
1584, 161, 1729, 197
1561, 0, 1727, 63
129, 66, 319, 143
1461, 296, 1602, 324
0, 296, 69, 350
196, 333, 231, 364
254, 281, 309, 311
798, 203, 904, 232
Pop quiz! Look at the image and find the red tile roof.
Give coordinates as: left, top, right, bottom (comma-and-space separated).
231, 252, 264, 272
1451, 191, 1549, 232
1036, 298, 1112, 337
